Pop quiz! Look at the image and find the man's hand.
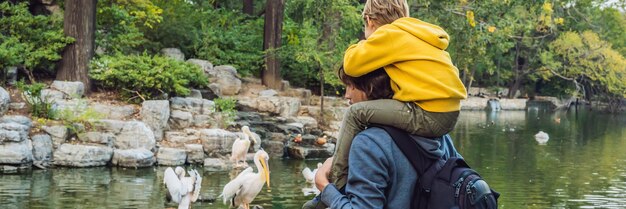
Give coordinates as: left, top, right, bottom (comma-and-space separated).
315, 157, 333, 191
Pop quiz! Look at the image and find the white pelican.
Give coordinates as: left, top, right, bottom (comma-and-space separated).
535, 131, 549, 145
301, 162, 322, 184
163, 167, 202, 209
231, 126, 258, 167
220, 150, 270, 209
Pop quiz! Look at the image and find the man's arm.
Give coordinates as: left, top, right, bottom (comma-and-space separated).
320, 134, 390, 209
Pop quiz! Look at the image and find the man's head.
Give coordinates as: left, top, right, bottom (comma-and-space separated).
362, 0, 410, 38
338, 66, 393, 104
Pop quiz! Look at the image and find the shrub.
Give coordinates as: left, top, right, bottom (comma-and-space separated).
213, 97, 238, 128
89, 54, 208, 103
15, 80, 56, 119
0, 2, 73, 81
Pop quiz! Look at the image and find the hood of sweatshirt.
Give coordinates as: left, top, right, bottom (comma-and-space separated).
412, 134, 461, 160
390, 17, 450, 50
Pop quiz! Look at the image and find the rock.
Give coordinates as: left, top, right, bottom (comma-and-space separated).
203, 158, 232, 171
259, 89, 278, 97
0, 87, 10, 116
169, 110, 193, 129
499, 98, 527, 110
8, 102, 26, 111
5, 66, 17, 85
157, 147, 187, 166
40, 89, 65, 101
0, 122, 30, 143
461, 97, 490, 110
210, 65, 242, 96
186, 59, 213, 74
77, 132, 115, 146
198, 88, 220, 100
282, 88, 312, 105
0, 140, 33, 165
287, 143, 335, 160
164, 130, 200, 146
141, 100, 170, 141
112, 148, 155, 167
91, 103, 136, 120
189, 89, 203, 99
161, 48, 185, 61
0, 115, 32, 128
41, 125, 68, 147
0, 130, 22, 143
51, 80, 84, 98
52, 144, 112, 167
237, 96, 301, 117
31, 134, 53, 164
199, 129, 239, 156
113, 121, 156, 150
184, 144, 205, 164
262, 141, 284, 158
170, 97, 215, 115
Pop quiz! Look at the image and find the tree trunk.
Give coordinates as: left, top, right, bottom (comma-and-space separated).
57, 0, 96, 94
243, 0, 254, 15
262, 0, 284, 90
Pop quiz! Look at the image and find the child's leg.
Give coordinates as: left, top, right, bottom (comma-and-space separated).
330, 99, 419, 188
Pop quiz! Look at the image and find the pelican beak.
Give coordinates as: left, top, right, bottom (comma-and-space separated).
260, 157, 270, 188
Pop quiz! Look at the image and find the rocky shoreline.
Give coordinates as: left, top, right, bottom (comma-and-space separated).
0, 55, 565, 173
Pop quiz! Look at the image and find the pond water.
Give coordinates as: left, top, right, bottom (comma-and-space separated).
1, 108, 625, 209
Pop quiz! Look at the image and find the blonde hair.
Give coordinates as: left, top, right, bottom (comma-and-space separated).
362, 0, 410, 26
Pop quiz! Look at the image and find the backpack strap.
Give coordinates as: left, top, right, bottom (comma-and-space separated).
368, 124, 427, 176
368, 124, 432, 209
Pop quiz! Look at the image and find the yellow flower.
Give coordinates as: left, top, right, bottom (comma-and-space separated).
542, 2, 553, 13
555, 17, 564, 25
488, 26, 496, 33
466, 11, 476, 27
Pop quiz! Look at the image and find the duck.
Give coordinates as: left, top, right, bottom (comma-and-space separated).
316, 135, 328, 145
534, 131, 549, 145
293, 134, 303, 143
301, 162, 323, 184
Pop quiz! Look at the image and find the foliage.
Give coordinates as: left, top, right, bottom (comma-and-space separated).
52, 98, 104, 135
545, 31, 626, 98
213, 97, 238, 128
194, 8, 265, 77
89, 54, 208, 103
96, 0, 162, 54
15, 80, 56, 119
280, 0, 362, 93
0, 2, 73, 80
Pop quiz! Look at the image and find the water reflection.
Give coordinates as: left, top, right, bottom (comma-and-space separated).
0, 109, 625, 208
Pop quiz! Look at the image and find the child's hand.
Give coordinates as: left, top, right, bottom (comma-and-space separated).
315, 157, 333, 191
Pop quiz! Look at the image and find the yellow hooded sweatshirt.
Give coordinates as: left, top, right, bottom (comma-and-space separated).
343, 17, 467, 112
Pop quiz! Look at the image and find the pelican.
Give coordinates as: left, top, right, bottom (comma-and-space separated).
302, 162, 322, 184
535, 131, 549, 145
163, 167, 202, 209
220, 150, 270, 209
231, 126, 257, 167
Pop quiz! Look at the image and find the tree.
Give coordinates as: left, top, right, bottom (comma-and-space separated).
57, 0, 97, 92
243, 0, 254, 15
262, 0, 285, 89
543, 31, 626, 103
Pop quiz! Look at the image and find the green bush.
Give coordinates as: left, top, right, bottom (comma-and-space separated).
95, 0, 163, 55
0, 2, 73, 80
15, 80, 56, 119
213, 97, 238, 128
89, 54, 208, 103
195, 9, 264, 77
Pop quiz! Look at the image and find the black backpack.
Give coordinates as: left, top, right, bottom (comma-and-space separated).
371, 124, 500, 209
